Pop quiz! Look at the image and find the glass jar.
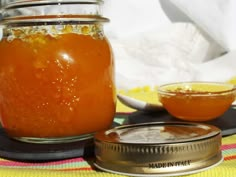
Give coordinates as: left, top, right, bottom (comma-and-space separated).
0, 0, 116, 143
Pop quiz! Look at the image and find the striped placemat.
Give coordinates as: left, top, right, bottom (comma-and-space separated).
0, 134, 235, 177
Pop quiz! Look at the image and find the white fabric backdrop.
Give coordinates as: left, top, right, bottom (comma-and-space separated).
103, 0, 236, 89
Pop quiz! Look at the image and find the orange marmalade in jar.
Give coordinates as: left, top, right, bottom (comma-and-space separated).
0, 0, 116, 143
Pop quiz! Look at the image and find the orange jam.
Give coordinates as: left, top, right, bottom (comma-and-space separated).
159, 88, 235, 121
0, 25, 116, 138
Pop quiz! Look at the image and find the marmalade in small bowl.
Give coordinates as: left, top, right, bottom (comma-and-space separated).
158, 82, 236, 121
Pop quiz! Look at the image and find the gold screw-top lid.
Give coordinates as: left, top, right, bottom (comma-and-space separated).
94, 122, 222, 176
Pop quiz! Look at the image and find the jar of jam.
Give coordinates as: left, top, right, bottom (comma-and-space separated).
0, 0, 116, 143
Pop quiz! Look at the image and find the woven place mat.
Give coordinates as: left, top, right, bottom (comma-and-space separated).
0, 134, 235, 177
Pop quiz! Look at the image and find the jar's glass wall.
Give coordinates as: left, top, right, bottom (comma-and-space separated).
0, 0, 116, 144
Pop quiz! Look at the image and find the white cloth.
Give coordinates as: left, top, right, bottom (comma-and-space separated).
196, 51, 236, 82
170, 0, 236, 51
107, 23, 224, 89
103, 0, 236, 89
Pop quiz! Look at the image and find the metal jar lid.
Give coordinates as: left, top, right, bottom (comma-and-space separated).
94, 122, 223, 176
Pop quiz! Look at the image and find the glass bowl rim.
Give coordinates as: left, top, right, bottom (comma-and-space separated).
157, 81, 236, 96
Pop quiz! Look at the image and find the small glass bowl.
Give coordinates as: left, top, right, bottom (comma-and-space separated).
157, 82, 236, 121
